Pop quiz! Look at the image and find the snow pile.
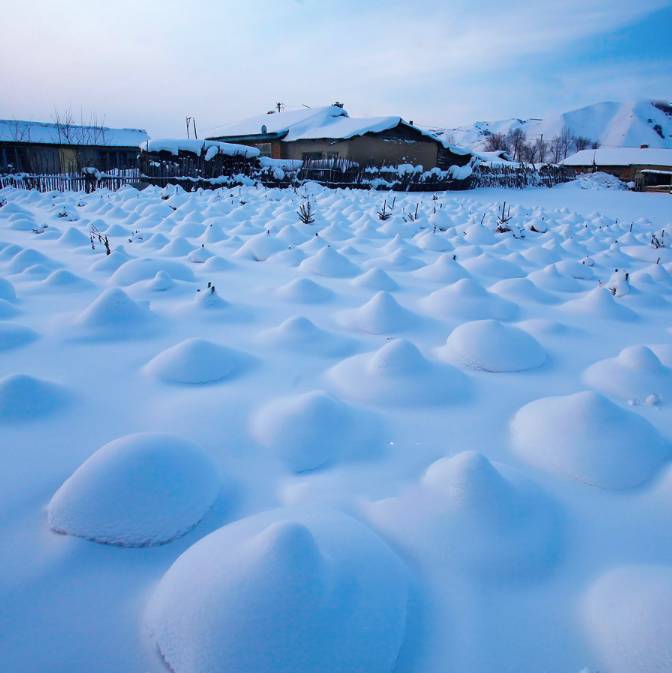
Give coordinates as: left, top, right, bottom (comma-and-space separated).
369, 451, 559, 577
274, 277, 334, 303
251, 391, 380, 472
0, 373, 70, 422
565, 171, 628, 191
259, 316, 356, 357
144, 338, 253, 385
147, 508, 408, 673
74, 287, 157, 339
327, 338, 468, 406
511, 391, 669, 489
420, 278, 519, 321
48, 433, 220, 546
582, 565, 672, 673
338, 291, 418, 334
0, 323, 38, 351
438, 319, 546, 372
583, 345, 672, 405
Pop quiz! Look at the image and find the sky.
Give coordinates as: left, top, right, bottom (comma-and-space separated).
1, 0, 671, 136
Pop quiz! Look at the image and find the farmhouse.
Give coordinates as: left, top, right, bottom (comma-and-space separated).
562, 147, 672, 191
207, 104, 471, 171
0, 119, 148, 173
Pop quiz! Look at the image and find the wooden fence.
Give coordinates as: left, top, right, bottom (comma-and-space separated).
0, 171, 141, 193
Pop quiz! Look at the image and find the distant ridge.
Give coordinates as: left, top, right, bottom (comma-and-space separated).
432, 100, 672, 151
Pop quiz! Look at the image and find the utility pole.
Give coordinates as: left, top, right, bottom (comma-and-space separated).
186, 116, 192, 139
276, 102, 283, 113
192, 118, 198, 139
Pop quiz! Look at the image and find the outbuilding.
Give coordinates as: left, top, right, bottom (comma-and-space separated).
0, 119, 148, 173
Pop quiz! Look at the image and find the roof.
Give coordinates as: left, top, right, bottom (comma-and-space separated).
207, 105, 348, 141
562, 147, 672, 167
142, 138, 260, 159
208, 105, 472, 153
0, 119, 148, 147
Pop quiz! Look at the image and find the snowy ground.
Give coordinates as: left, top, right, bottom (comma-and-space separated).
1, 180, 671, 673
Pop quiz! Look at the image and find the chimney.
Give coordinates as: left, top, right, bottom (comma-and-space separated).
409, 120, 414, 126
640, 144, 649, 149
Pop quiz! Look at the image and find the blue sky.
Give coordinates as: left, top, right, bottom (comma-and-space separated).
1, 0, 670, 135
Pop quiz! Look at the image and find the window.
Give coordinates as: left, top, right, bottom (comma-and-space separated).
255, 143, 272, 157
302, 152, 323, 162
326, 152, 340, 160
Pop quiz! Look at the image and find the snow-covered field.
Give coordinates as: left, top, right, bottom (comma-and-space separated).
1, 181, 671, 673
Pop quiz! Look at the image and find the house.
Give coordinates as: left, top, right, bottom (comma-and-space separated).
207, 105, 471, 171
0, 119, 149, 173
562, 147, 672, 190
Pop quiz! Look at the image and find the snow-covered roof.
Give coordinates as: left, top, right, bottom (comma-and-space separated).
208, 105, 471, 151
0, 119, 148, 147
208, 105, 348, 139
562, 148, 672, 167
143, 138, 260, 159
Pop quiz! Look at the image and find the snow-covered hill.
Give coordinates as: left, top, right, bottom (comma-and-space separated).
435, 100, 672, 151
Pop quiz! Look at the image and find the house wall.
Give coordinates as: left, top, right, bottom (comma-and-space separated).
0, 142, 138, 173
280, 135, 439, 169
574, 164, 672, 181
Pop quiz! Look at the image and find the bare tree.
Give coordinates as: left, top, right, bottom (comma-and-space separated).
484, 132, 509, 153
534, 135, 548, 164
506, 128, 526, 162
573, 136, 592, 152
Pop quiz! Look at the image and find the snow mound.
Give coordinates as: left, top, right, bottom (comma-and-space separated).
0, 276, 17, 302
0, 323, 38, 351
110, 258, 195, 286
0, 373, 70, 422
234, 232, 286, 261
274, 277, 334, 303
561, 287, 638, 321
144, 338, 253, 385
327, 338, 468, 406
351, 267, 399, 291
147, 508, 408, 673
438, 319, 546, 372
489, 277, 558, 304
583, 345, 672, 404
38, 269, 93, 291
368, 451, 559, 577
0, 298, 20, 319
510, 391, 670, 489
47, 433, 220, 546
411, 253, 470, 283
420, 278, 519, 321
259, 316, 356, 357
582, 565, 672, 673
75, 288, 156, 338
338, 291, 417, 334
298, 246, 360, 277
251, 390, 380, 472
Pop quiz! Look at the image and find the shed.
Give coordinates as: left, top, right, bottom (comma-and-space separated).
0, 120, 148, 173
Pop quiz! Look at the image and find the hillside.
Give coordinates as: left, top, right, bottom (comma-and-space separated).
434, 100, 672, 151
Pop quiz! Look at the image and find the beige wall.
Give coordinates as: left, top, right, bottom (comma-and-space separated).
280, 136, 439, 169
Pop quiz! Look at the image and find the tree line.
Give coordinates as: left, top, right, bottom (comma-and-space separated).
483, 126, 599, 164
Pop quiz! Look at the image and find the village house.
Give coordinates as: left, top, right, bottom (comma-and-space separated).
206, 104, 471, 171
562, 147, 672, 191
0, 119, 148, 174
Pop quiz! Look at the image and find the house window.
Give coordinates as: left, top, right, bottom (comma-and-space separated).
255, 143, 272, 157
302, 152, 323, 162
326, 152, 339, 160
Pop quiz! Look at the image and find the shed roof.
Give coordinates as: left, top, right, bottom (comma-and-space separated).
0, 119, 148, 147
562, 147, 672, 167
142, 138, 260, 159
